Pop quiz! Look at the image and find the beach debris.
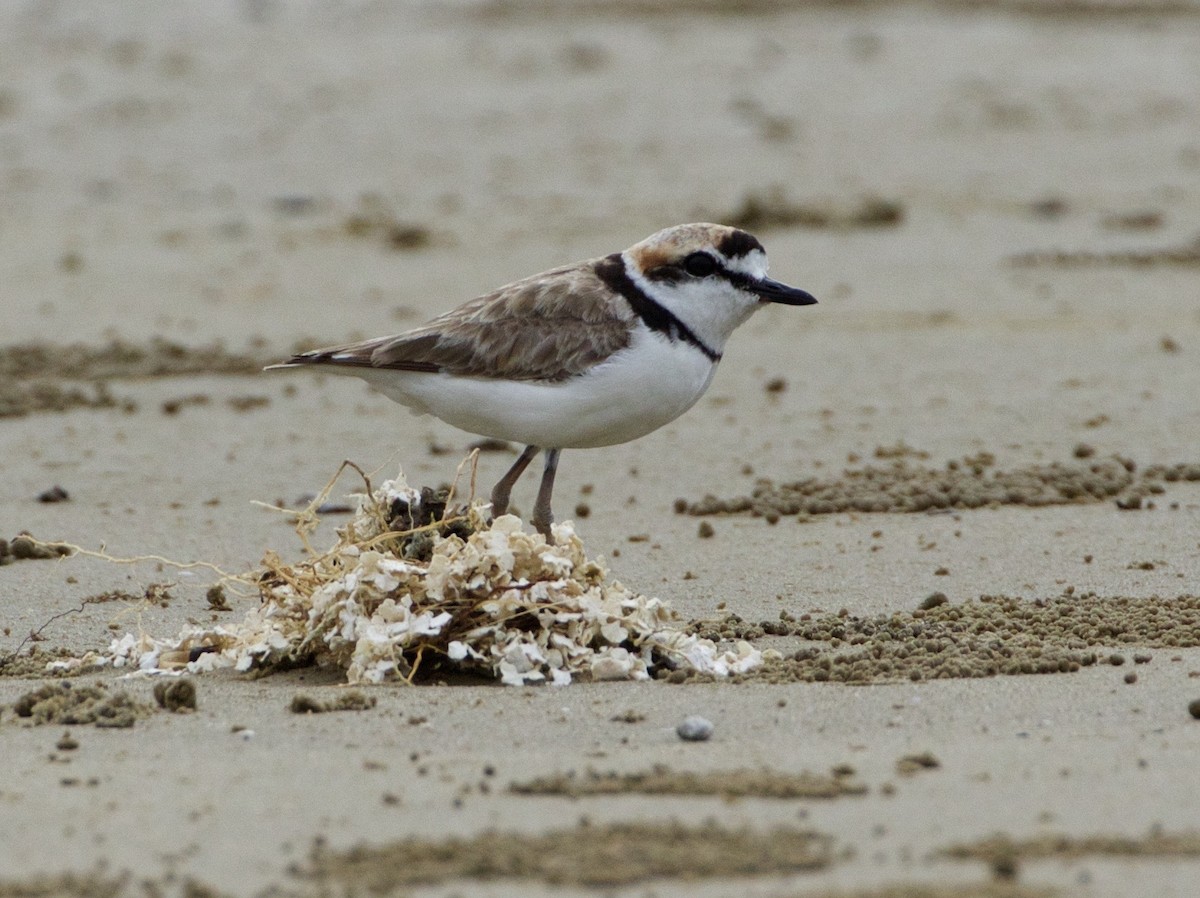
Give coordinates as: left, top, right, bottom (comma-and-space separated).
940, 830, 1200, 864
302, 820, 833, 887
681, 452, 1200, 518
206, 585, 232, 611
83, 465, 765, 686
467, 438, 513, 453
0, 533, 72, 565
9, 681, 151, 728
510, 764, 867, 799
0, 338, 265, 418
290, 691, 377, 713
676, 715, 715, 742
694, 591, 1200, 686
342, 195, 432, 252
896, 751, 940, 776
0, 337, 263, 381
153, 678, 197, 713
721, 188, 904, 232
37, 485, 70, 503
1008, 234, 1200, 268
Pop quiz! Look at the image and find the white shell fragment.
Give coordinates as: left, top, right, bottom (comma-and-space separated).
677, 715, 715, 742
80, 466, 766, 686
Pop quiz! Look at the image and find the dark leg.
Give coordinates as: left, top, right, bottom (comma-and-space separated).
491, 444, 538, 517
531, 448, 561, 538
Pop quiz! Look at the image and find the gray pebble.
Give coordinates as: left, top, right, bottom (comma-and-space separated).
676, 715, 714, 742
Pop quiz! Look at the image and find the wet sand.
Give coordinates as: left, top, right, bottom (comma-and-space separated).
3, 2, 1200, 896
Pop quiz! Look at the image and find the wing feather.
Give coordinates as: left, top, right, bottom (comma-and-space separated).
280, 262, 635, 382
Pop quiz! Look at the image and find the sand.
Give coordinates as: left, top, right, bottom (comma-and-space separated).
3, 1, 1200, 896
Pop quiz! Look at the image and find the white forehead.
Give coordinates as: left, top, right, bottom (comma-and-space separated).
721, 247, 769, 279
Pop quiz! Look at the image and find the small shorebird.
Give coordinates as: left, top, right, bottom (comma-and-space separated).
269, 222, 816, 536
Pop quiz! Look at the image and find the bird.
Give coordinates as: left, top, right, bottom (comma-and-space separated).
267, 222, 816, 537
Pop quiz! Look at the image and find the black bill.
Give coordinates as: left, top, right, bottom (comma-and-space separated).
752, 277, 818, 306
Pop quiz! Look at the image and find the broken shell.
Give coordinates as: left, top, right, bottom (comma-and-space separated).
92, 464, 766, 687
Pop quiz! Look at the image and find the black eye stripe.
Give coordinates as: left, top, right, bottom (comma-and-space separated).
722, 268, 757, 292
645, 258, 755, 290
645, 263, 694, 283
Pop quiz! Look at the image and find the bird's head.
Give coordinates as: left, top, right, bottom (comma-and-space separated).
620, 223, 816, 350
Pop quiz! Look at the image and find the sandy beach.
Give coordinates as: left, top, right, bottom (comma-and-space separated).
3, 2, 1200, 896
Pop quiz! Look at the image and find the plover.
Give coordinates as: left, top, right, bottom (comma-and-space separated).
269, 222, 816, 537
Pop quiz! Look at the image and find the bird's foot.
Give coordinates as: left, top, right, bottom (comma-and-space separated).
531, 513, 553, 540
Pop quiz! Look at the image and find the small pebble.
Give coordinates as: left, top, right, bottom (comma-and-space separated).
698, 521, 715, 538
676, 715, 714, 742
1188, 699, 1200, 720
37, 485, 70, 503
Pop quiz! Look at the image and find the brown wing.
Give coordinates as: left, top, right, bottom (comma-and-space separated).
275, 261, 635, 383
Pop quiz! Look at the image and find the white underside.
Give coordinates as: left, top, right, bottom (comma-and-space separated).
344, 326, 718, 449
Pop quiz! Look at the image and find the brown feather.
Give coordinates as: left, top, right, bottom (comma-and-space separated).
286, 262, 636, 383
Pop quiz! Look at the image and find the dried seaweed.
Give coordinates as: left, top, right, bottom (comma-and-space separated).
88, 464, 765, 686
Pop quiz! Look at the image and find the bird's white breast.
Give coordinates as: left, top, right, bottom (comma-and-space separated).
352, 324, 718, 449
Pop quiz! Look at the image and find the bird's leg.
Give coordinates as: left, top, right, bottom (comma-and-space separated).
531, 448, 561, 539
490, 444, 538, 517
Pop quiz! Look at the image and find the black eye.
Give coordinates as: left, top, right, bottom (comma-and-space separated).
682, 252, 717, 278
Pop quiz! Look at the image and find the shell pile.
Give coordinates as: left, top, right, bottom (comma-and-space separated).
100, 468, 765, 686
